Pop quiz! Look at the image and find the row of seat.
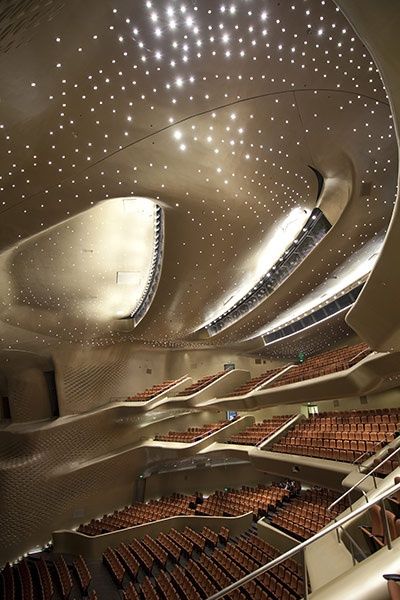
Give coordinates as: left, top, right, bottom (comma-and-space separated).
125, 342, 372, 407
102, 525, 230, 588
268, 342, 370, 388
280, 436, 390, 451
54, 555, 73, 599
154, 418, 236, 443
272, 408, 399, 464
78, 483, 298, 537
0, 554, 93, 600
77, 492, 199, 536
308, 408, 400, 423
229, 368, 284, 396
195, 482, 299, 519
102, 525, 304, 600
73, 554, 92, 594
176, 371, 226, 396
269, 488, 345, 540
226, 416, 292, 446
126, 376, 186, 402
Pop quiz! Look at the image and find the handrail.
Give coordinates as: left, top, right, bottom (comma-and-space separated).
207, 480, 400, 600
328, 443, 400, 512
352, 440, 386, 467
257, 413, 303, 451
347, 348, 372, 367
251, 363, 296, 395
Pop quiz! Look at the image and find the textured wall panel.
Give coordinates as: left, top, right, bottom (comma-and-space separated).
62, 359, 130, 413
0, 0, 65, 53
53, 346, 168, 415
0, 352, 53, 422
0, 402, 226, 563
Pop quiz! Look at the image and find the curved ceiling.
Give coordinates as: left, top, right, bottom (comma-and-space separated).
0, 197, 161, 348
0, 0, 397, 354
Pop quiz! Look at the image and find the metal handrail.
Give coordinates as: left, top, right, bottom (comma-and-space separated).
328, 444, 400, 512
352, 440, 386, 467
207, 481, 400, 600
347, 348, 372, 367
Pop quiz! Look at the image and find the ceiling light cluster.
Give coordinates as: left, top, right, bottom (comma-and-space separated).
0, 0, 396, 354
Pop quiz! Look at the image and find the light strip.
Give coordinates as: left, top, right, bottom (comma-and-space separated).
262, 283, 363, 347
130, 205, 164, 325
204, 207, 331, 336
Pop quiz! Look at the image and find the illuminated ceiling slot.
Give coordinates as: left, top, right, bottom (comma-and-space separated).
254, 234, 384, 342
130, 204, 164, 326
262, 282, 364, 347
205, 208, 331, 336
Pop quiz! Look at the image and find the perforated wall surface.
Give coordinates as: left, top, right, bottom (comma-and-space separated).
53, 346, 169, 415
0, 0, 65, 53
0, 404, 222, 563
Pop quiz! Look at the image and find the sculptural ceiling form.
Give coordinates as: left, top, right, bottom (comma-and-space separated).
0, 0, 397, 355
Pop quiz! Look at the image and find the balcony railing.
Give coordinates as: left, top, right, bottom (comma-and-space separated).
207, 467, 400, 599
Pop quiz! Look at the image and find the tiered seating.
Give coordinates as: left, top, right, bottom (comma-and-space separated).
54, 555, 73, 599
226, 416, 292, 446
156, 570, 181, 599
0, 556, 94, 600
240, 532, 305, 598
1, 563, 15, 600
154, 418, 236, 443
126, 376, 185, 402
141, 576, 158, 600
101, 526, 304, 600
158, 531, 181, 562
143, 534, 169, 567
269, 342, 370, 387
170, 564, 201, 600
78, 483, 299, 537
115, 543, 140, 578
103, 547, 125, 586
0, 527, 304, 600
202, 525, 222, 547
17, 560, 33, 600
77, 492, 199, 535
184, 526, 207, 550
272, 408, 400, 464
73, 554, 91, 594
36, 558, 54, 599
230, 368, 284, 396
195, 482, 298, 519
269, 487, 346, 540
129, 538, 155, 572
176, 371, 226, 396
168, 528, 194, 556
122, 581, 140, 600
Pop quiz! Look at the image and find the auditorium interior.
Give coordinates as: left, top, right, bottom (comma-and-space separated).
1, 0, 400, 599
